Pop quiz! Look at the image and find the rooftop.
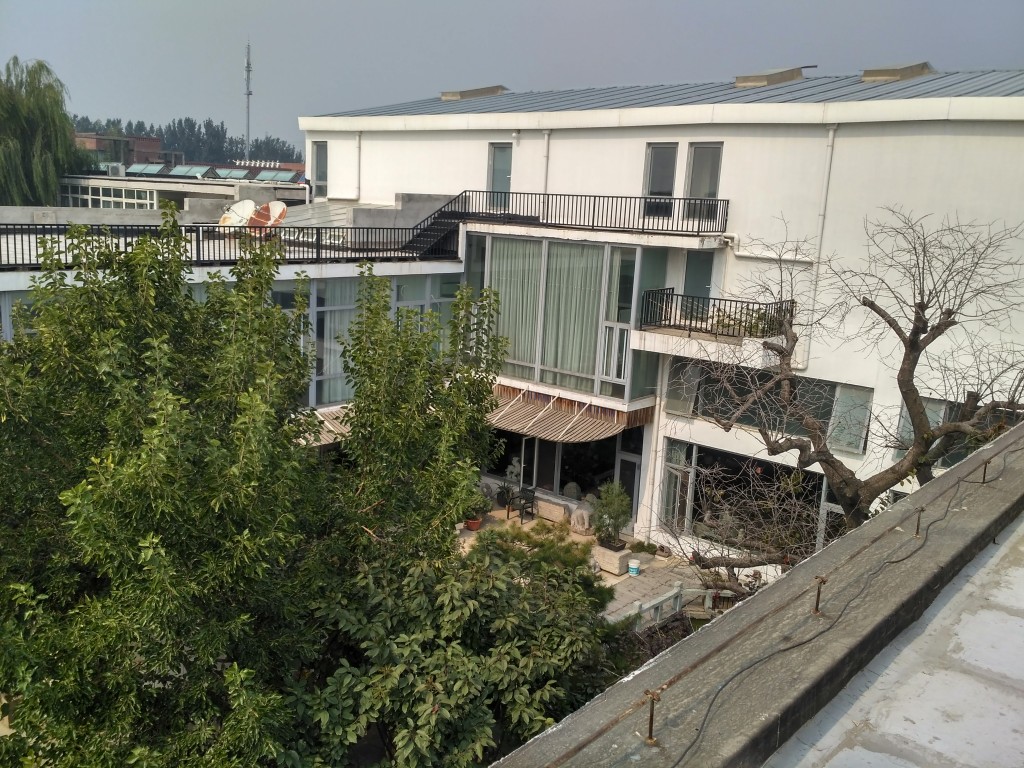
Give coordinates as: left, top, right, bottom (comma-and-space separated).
322, 70, 1024, 118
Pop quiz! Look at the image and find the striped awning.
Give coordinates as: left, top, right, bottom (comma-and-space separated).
489, 388, 640, 444
313, 405, 350, 447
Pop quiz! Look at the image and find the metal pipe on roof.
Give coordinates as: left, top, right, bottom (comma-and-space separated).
355, 131, 362, 201
803, 123, 838, 371
542, 129, 551, 194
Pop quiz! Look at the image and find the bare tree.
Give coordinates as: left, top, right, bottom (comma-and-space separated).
676, 208, 1023, 530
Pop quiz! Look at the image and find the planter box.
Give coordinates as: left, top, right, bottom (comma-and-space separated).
593, 545, 632, 576
537, 498, 569, 523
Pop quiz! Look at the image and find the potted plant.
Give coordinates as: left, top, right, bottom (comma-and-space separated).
593, 482, 632, 551
495, 480, 515, 509
464, 491, 491, 532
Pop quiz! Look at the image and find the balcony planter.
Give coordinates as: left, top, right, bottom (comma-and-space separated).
593, 544, 632, 576
592, 481, 633, 550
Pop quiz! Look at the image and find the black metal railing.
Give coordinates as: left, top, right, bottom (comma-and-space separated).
639, 289, 794, 339
454, 190, 729, 236
0, 191, 729, 270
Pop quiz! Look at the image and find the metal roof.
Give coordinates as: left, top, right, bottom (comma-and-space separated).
322, 71, 1024, 117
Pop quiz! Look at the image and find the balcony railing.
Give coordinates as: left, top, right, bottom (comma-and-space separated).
450, 190, 729, 237
639, 289, 794, 339
0, 191, 729, 271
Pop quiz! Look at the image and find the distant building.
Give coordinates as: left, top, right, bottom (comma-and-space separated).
75, 132, 183, 167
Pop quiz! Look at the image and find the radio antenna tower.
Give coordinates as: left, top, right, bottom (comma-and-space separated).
244, 42, 253, 162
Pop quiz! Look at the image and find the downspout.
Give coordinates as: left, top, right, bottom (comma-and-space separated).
354, 131, 362, 202
541, 129, 551, 194
641, 355, 668, 544
541, 129, 552, 222
803, 123, 838, 367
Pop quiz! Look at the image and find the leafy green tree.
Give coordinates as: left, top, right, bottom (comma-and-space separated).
0, 56, 88, 205
0, 206, 321, 766
1, 220, 624, 767
285, 528, 614, 767
334, 268, 506, 561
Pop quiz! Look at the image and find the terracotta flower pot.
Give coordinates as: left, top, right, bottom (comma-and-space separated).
465, 517, 483, 531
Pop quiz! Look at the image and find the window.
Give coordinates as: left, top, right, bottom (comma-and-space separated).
669, 358, 873, 453
314, 277, 360, 405
895, 399, 1022, 468
662, 438, 692, 531
541, 241, 603, 390
312, 141, 328, 198
486, 236, 651, 399
685, 143, 722, 198
643, 143, 678, 217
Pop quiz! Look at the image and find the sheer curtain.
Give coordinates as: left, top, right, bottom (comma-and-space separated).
316, 278, 360, 405
491, 238, 542, 377
541, 241, 602, 388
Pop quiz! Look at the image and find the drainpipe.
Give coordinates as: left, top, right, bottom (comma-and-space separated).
354, 131, 362, 202
640, 355, 668, 544
541, 129, 551, 194
803, 124, 838, 367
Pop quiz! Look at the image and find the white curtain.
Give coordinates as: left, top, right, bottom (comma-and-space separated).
315, 277, 361, 405
541, 241, 602, 385
491, 238, 542, 367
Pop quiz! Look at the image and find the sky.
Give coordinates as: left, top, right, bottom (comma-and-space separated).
2, 0, 1022, 155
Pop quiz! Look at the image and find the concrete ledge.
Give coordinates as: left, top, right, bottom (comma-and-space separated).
536, 497, 569, 524
493, 425, 1024, 767
593, 545, 631, 576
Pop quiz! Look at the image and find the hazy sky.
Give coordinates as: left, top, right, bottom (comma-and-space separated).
2, 0, 1022, 154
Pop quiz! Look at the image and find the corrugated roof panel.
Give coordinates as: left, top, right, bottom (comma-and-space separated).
320, 71, 1024, 118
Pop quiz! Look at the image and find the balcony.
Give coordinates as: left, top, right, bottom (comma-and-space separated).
639, 289, 794, 339
453, 190, 729, 237
0, 191, 729, 271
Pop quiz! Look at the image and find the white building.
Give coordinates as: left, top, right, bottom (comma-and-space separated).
3, 64, 1022, 554
296, 64, 1024, 551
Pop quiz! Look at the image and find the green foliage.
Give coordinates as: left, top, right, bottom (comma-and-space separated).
0, 56, 89, 205
334, 266, 506, 561
0, 205, 320, 766
592, 482, 633, 545
291, 541, 611, 765
0, 220, 624, 767
628, 540, 658, 555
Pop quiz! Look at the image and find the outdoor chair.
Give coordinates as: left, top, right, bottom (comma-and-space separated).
510, 487, 536, 524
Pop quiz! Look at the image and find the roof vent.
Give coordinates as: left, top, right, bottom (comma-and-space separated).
735, 67, 805, 88
440, 85, 509, 101
861, 62, 936, 82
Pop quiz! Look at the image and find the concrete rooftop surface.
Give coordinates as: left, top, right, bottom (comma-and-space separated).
766, 499, 1024, 768
492, 425, 1024, 768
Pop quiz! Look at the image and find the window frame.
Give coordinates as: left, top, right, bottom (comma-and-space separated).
312, 141, 328, 199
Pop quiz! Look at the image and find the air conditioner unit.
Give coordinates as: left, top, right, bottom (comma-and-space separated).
107, 163, 125, 177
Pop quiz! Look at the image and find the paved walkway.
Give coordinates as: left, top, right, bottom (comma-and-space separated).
601, 555, 705, 623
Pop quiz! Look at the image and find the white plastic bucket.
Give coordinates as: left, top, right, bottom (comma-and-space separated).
628, 559, 641, 576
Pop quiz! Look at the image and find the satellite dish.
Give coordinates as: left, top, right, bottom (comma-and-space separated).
218, 199, 256, 232
267, 200, 287, 226
248, 201, 287, 229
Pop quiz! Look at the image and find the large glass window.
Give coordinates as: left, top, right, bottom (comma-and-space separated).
314, 277, 360, 405
895, 398, 1021, 468
669, 357, 873, 454
491, 237, 542, 379
465, 234, 486, 297
541, 241, 603, 390
312, 141, 328, 198
685, 143, 722, 198
644, 143, 678, 217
